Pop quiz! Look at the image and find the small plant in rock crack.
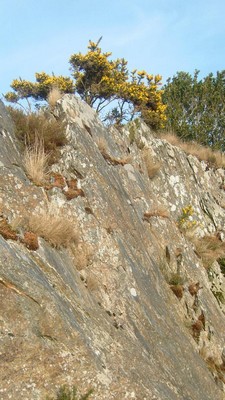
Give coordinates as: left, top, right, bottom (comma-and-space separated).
177, 204, 197, 232
8, 106, 67, 165
46, 385, 93, 400
23, 136, 50, 185
169, 272, 185, 300
218, 257, 225, 277
169, 272, 185, 286
141, 148, 161, 179
193, 235, 225, 270
143, 206, 169, 220
96, 137, 131, 166
26, 209, 79, 249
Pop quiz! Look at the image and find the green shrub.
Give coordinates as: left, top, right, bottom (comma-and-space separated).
169, 272, 185, 286
218, 258, 225, 276
46, 385, 93, 400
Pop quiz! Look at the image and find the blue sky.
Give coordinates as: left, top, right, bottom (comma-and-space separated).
1, 0, 225, 98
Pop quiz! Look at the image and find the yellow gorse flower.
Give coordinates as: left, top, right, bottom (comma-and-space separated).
5, 39, 167, 129
177, 205, 198, 231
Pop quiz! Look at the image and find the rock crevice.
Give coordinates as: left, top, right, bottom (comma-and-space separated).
0, 96, 225, 399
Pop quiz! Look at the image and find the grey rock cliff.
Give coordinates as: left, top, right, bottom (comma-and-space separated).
0, 95, 225, 399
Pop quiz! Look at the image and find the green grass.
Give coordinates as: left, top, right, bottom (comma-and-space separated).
46, 385, 93, 400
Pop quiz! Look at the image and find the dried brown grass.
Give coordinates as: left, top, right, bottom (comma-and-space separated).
23, 137, 50, 185
160, 132, 181, 146
86, 275, 98, 291
199, 350, 225, 384
71, 242, 93, 270
180, 143, 225, 168
26, 210, 79, 248
192, 234, 225, 269
143, 207, 169, 220
97, 137, 131, 166
96, 137, 108, 153
47, 86, 62, 108
10, 215, 23, 231
142, 149, 161, 178
160, 132, 225, 169
8, 107, 67, 164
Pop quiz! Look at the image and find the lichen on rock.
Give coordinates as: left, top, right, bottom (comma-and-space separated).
0, 96, 225, 399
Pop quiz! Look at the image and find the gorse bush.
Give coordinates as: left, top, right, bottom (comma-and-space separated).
5, 73, 74, 104
4, 40, 225, 152
69, 39, 166, 128
5, 38, 166, 130
177, 205, 197, 232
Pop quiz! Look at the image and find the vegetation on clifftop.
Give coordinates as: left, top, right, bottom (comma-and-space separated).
4, 39, 225, 152
163, 70, 225, 151
4, 38, 166, 130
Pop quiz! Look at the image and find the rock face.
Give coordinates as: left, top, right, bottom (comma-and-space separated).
0, 95, 225, 400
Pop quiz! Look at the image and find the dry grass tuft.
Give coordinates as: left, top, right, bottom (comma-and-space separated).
26, 210, 79, 248
142, 149, 161, 178
160, 132, 225, 169
96, 137, 108, 154
71, 242, 93, 270
10, 215, 23, 232
8, 107, 67, 164
180, 143, 225, 168
23, 137, 50, 185
47, 86, 63, 108
199, 347, 225, 384
96, 137, 131, 166
192, 234, 225, 269
204, 357, 225, 383
73, 252, 89, 271
143, 207, 169, 220
86, 275, 98, 291
160, 132, 181, 146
